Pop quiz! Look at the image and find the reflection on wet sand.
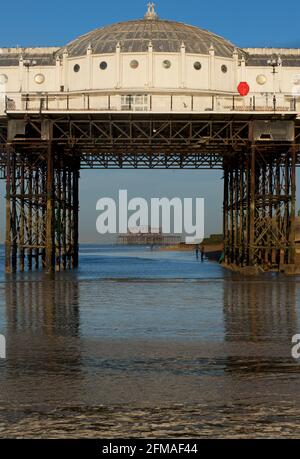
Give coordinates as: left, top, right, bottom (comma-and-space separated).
224, 280, 298, 342
1, 268, 300, 438
1, 277, 85, 417
5, 276, 80, 337
222, 280, 300, 422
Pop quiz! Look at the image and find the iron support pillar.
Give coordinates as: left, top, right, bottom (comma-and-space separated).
289, 144, 296, 265
72, 168, 80, 268
249, 145, 256, 265
4, 144, 80, 273
223, 160, 229, 265
223, 144, 296, 271
45, 142, 55, 272
5, 146, 12, 273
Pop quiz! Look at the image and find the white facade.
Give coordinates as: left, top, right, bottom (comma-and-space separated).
1, 8, 300, 115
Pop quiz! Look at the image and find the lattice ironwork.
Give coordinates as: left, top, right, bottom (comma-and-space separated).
224, 145, 296, 269
5, 145, 80, 272
0, 114, 299, 272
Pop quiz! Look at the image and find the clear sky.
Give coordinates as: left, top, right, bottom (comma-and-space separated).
0, 0, 300, 242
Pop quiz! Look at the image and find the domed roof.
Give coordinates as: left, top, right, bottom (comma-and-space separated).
59, 13, 243, 58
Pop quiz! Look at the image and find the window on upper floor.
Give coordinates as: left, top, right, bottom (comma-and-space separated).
121, 95, 148, 111
130, 60, 139, 69
194, 62, 202, 70
163, 60, 171, 69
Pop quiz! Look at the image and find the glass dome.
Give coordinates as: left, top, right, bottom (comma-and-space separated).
58, 18, 244, 58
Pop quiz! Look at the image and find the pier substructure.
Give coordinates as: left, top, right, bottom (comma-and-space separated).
5, 144, 80, 273
2, 114, 299, 274
223, 144, 296, 271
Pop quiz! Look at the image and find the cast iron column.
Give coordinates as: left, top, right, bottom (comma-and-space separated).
45, 142, 55, 272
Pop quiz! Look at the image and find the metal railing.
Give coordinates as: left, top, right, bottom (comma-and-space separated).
1, 92, 299, 114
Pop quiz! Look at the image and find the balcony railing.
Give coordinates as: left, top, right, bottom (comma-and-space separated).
1, 92, 299, 115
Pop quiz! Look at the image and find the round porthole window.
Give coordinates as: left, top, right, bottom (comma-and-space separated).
163, 60, 171, 69
100, 61, 108, 70
34, 73, 45, 84
256, 74, 267, 85
130, 60, 139, 69
194, 62, 202, 71
0, 74, 8, 84
74, 64, 80, 73
221, 65, 228, 73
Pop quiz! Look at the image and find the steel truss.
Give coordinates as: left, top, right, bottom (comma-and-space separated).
80, 150, 224, 169
29, 116, 252, 147
224, 145, 296, 269
0, 114, 299, 273
5, 144, 80, 272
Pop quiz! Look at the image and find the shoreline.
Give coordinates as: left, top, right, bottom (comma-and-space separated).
159, 243, 223, 261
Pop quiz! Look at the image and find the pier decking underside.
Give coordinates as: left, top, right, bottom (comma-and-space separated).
0, 113, 300, 273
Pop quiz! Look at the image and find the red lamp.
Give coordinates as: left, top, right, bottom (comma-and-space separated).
238, 82, 250, 96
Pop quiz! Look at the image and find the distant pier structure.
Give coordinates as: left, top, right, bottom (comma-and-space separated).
118, 227, 181, 246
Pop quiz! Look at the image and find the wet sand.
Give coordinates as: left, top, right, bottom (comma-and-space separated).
0, 246, 300, 438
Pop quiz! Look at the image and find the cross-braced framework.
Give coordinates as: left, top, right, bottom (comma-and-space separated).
0, 114, 300, 273
224, 144, 296, 269
4, 143, 80, 272
0, 120, 6, 179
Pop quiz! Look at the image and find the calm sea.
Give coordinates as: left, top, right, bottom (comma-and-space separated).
0, 245, 300, 438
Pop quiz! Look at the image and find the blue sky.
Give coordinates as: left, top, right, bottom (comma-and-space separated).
1, 0, 300, 49
0, 0, 300, 242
